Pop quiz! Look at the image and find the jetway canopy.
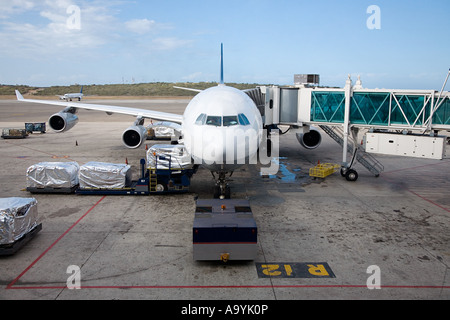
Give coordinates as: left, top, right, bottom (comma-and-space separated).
261, 84, 450, 132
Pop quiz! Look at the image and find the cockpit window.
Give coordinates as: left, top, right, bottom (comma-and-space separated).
195, 113, 207, 125
206, 116, 222, 127
223, 116, 239, 127
238, 113, 250, 126
196, 114, 250, 127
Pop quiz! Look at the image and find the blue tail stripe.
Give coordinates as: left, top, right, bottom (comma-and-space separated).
220, 43, 224, 84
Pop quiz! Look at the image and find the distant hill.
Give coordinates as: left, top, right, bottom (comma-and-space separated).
0, 82, 269, 97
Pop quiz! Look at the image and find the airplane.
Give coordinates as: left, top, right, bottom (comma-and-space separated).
58, 86, 84, 101
14, 44, 321, 198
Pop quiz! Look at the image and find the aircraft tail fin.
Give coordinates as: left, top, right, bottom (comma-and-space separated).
220, 43, 224, 85
80, 86, 83, 94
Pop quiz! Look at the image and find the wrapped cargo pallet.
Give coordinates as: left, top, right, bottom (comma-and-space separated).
79, 162, 132, 189
1, 128, 28, 139
147, 144, 193, 170
27, 162, 80, 189
0, 197, 39, 245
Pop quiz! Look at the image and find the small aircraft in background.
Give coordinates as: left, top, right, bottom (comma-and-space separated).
58, 86, 83, 101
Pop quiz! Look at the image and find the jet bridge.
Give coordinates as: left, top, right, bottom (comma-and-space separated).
256, 72, 450, 180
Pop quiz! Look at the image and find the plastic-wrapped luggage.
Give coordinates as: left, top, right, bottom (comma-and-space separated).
26, 162, 80, 189
79, 162, 132, 189
147, 144, 193, 170
0, 197, 39, 245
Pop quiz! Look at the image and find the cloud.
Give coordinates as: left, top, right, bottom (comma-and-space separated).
152, 37, 193, 51
182, 72, 204, 81
0, 0, 195, 85
0, 0, 118, 59
125, 18, 157, 34
0, 0, 35, 18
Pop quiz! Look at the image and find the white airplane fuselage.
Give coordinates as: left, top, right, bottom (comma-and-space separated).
60, 93, 83, 101
182, 85, 263, 173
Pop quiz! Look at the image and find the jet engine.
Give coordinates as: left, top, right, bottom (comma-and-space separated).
296, 127, 322, 150
122, 125, 148, 148
48, 110, 79, 132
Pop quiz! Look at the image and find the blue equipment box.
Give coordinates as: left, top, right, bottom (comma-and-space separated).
193, 199, 257, 262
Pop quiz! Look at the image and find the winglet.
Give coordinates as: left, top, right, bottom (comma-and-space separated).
15, 90, 24, 101
220, 43, 224, 85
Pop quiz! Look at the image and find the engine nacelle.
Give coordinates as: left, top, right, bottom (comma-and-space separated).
122, 125, 148, 149
48, 112, 79, 132
296, 127, 322, 149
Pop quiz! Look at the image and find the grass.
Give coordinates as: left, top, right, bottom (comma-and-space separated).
0, 82, 269, 97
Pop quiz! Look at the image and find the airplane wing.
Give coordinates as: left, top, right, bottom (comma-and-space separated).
173, 86, 203, 93
15, 90, 183, 124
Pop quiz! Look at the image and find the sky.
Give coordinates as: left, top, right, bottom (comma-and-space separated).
1, 0, 449, 89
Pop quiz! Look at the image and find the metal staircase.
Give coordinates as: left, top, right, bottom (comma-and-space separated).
319, 125, 384, 177
149, 169, 157, 192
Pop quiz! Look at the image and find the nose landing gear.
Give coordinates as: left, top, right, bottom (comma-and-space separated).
212, 171, 232, 199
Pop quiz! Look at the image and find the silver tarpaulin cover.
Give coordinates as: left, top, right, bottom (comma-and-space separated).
147, 144, 193, 170
154, 126, 174, 138
26, 162, 80, 188
0, 197, 39, 245
79, 162, 132, 189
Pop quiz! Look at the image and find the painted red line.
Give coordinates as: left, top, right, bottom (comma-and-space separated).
3, 140, 73, 160
383, 159, 450, 175
408, 190, 450, 213
193, 242, 258, 245
7, 284, 450, 290
6, 196, 106, 289
381, 165, 450, 213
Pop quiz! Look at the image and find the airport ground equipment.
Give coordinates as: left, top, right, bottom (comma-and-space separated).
76, 154, 196, 195
257, 71, 450, 181
309, 163, 341, 179
0, 197, 42, 256
25, 123, 46, 134
193, 199, 258, 262
26, 145, 197, 195
1, 128, 28, 139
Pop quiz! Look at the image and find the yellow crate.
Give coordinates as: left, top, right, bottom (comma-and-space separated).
309, 163, 341, 178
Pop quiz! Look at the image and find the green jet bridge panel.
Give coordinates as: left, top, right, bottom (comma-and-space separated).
310, 89, 450, 130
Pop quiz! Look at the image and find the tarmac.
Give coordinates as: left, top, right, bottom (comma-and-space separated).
0, 98, 449, 300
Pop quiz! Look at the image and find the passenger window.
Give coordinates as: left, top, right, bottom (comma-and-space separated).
206, 116, 222, 127
195, 113, 206, 125
223, 116, 239, 126
238, 113, 250, 126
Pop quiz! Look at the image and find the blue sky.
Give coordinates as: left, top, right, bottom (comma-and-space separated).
1, 0, 449, 89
